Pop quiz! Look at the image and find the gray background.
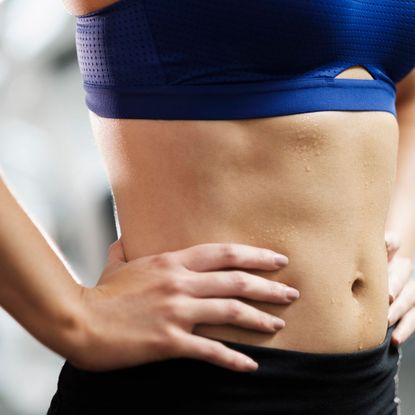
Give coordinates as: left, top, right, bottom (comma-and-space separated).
0, 0, 413, 414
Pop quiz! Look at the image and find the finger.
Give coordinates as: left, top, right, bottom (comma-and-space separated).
177, 243, 289, 272
185, 270, 300, 303
385, 231, 400, 262
391, 306, 415, 346
187, 298, 285, 333
388, 279, 415, 326
388, 256, 413, 300
175, 332, 259, 372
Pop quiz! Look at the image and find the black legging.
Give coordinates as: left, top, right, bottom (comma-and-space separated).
47, 322, 401, 415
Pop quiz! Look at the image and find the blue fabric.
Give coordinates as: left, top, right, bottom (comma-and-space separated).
75, 0, 415, 120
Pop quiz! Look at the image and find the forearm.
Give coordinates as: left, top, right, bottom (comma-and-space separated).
385, 96, 415, 259
0, 175, 85, 360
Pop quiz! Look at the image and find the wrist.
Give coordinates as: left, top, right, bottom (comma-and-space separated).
62, 285, 110, 371
60, 285, 94, 368
50, 284, 91, 367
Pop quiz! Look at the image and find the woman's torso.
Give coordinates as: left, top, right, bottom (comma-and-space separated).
89, 65, 399, 353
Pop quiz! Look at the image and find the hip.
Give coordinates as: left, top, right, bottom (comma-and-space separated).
47, 322, 402, 415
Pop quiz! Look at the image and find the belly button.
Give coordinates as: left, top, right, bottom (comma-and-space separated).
351, 272, 365, 296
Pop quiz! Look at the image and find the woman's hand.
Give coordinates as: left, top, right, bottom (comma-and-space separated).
385, 231, 415, 346
71, 239, 299, 372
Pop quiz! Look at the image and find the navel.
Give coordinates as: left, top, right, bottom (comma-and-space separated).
351, 269, 366, 296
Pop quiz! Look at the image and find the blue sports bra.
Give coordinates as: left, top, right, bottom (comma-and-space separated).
75, 0, 415, 120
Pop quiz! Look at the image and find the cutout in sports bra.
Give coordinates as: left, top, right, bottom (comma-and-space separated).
75, 0, 415, 120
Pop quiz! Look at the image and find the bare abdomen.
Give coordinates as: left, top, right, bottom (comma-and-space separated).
90, 108, 399, 352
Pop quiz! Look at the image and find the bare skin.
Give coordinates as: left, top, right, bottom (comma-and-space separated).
1, 1, 413, 377
0, 174, 297, 372
63, 0, 415, 355
62, 0, 116, 14
385, 77, 415, 345
86, 63, 398, 353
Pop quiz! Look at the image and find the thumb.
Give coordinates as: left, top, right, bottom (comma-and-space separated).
96, 238, 127, 286
106, 237, 127, 268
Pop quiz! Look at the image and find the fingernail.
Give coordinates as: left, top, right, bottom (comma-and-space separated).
273, 317, 284, 329
245, 358, 258, 370
274, 255, 289, 266
285, 287, 300, 300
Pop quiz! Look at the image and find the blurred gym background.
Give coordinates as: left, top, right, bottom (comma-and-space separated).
0, 0, 413, 414
0, 1, 117, 414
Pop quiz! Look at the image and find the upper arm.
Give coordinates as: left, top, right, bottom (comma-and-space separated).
61, 0, 119, 16
396, 68, 415, 107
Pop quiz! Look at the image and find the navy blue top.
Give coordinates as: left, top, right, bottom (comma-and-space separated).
75, 0, 415, 120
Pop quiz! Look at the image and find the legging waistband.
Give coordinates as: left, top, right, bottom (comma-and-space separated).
47, 322, 402, 415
